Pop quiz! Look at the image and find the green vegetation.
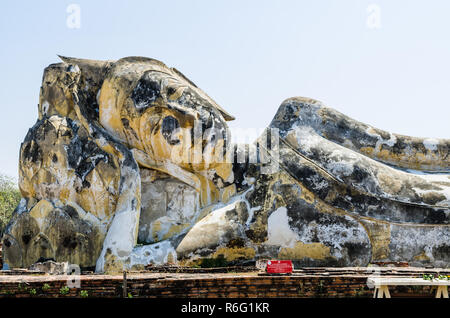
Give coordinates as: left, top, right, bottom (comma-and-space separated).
60, 286, 70, 295
29, 288, 37, 296
80, 290, 89, 298
0, 174, 21, 236
422, 274, 449, 280
127, 292, 133, 298
42, 283, 50, 292
198, 255, 228, 268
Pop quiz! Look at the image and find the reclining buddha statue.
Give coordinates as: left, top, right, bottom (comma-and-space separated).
2, 56, 449, 272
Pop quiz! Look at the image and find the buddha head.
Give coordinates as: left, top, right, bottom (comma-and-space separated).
60, 56, 236, 205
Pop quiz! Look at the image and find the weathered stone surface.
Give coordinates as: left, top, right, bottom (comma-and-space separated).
2, 56, 449, 272
176, 200, 250, 259
138, 168, 201, 244
29, 260, 68, 275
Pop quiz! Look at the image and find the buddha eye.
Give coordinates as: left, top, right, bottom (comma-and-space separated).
162, 116, 181, 145
131, 74, 161, 109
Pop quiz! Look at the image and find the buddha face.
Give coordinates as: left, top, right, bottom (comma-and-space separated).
98, 57, 234, 187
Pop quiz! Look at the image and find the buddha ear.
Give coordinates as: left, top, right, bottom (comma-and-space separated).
57, 55, 114, 87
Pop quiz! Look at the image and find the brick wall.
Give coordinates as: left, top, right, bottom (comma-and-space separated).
0, 270, 448, 298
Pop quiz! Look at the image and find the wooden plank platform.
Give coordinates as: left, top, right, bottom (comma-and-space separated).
367, 277, 450, 298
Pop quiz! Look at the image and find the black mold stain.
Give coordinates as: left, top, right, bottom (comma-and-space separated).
22, 141, 42, 163
131, 72, 161, 109
66, 123, 109, 182
63, 205, 79, 219
3, 238, 11, 248
432, 244, 450, 262
161, 116, 180, 145
62, 236, 77, 249
22, 234, 31, 245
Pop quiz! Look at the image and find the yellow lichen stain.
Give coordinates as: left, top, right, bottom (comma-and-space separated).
285, 131, 300, 149
377, 149, 395, 162
278, 242, 331, 260
298, 183, 316, 205
263, 175, 288, 211
212, 247, 256, 262
360, 220, 391, 260
323, 188, 341, 205
59, 188, 71, 202
166, 252, 175, 264
179, 258, 203, 268
360, 146, 375, 157
38, 64, 79, 120
314, 199, 348, 217
198, 175, 219, 207
271, 172, 316, 206
150, 216, 193, 243
99, 144, 117, 156
220, 184, 236, 204
366, 127, 378, 136
413, 251, 431, 261
98, 79, 128, 142
360, 143, 446, 171
29, 199, 54, 222
162, 223, 190, 241
377, 171, 403, 194
150, 221, 162, 242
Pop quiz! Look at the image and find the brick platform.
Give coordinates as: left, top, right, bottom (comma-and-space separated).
0, 267, 449, 298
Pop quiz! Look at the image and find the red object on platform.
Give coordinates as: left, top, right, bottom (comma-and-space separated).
265, 260, 293, 274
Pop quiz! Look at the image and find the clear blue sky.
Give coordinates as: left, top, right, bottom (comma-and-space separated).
1, 0, 449, 181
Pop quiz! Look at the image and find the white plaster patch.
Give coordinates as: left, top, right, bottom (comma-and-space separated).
15, 198, 28, 214
413, 187, 450, 207
389, 225, 450, 266
326, 149, 357, 177
246, 205, 261, 227
365, 127, 397, 150
68, 64, 80, 73
423, 138, 439, 151
42, 100, 50, 115
96, 209, 140, 272
129, 241, 177, 267
292, 126, 322, 155
200, 202, 239, 229
404, 169, 428, 175
408, 172, 450, 207
242, 176, 256, 186
96, 88, 101, 105
266, 207, 298, 248
384, 133, 397, 147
